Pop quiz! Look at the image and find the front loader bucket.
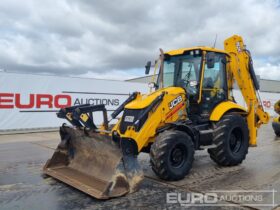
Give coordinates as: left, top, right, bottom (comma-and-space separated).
43, 126, 143, 199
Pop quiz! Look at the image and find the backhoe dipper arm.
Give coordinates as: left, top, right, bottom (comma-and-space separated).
224, 35, 270, 146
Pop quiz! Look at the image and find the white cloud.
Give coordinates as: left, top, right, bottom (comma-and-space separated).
257, 64, 280, 80
0, 0, 279, 80
255, 58, 280, 80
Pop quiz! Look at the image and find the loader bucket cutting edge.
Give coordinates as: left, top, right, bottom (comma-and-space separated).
43, 126, 144, 199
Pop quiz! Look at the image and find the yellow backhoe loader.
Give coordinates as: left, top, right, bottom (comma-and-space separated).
43, 35, 269, 199
272, 100, 280, 136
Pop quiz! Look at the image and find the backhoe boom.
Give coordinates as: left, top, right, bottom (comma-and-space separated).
224, 35, 269, 146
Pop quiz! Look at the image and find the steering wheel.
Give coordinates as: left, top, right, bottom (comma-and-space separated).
179, 79, 197, 95
186, 84, 197, 95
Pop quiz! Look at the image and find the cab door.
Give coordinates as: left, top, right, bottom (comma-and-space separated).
199, 52, 228, 116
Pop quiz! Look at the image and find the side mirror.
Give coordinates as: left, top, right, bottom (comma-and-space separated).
206, 52, 215, 69
145, 61, 151, 75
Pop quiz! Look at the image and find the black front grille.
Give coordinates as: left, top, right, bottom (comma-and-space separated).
119, 108, 148, 134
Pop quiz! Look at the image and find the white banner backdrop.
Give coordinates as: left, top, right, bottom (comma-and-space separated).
233, 89, 280, 117
0, 72, 279, 132
0, 72, 148, 131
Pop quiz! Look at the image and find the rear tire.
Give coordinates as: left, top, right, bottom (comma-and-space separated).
272, 122, 280, 137
275, 131, 280, 137
150, 130, 194, 181
208, 114, 249, 166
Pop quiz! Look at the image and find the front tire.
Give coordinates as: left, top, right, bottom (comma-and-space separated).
150, 130, 194, 181
208, 114, 249, 166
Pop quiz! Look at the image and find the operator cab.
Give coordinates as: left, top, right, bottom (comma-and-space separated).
146, 48, 228, 121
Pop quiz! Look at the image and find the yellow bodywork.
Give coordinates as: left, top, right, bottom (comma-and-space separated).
113, 35, 269, 149
273, 117, 280, 123
273, 99, 280, 124
273, 100, 280, 133
274, 100, 280, 115
224, 35, 269, 145
166, 46, 229, 56
210, 101, 247, 121
44, 34, 271, 200
113, 87, 187, 152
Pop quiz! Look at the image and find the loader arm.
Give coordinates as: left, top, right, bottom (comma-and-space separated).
224, 35, 270, 146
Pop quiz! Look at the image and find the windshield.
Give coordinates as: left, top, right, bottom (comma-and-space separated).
160, 51, 202, 95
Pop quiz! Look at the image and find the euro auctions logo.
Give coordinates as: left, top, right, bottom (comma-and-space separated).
0, 93, 71, 109
166, 190, 276, 207
167, 192, 218, 206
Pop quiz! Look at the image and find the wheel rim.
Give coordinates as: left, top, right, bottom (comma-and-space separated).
229, 128, 243, 154
170, 144, 187, 168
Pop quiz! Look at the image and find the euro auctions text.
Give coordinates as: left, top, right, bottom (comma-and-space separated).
166, 190, 276, 207
0, 93, 119, 109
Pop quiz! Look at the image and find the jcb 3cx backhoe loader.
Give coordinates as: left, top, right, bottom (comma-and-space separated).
43, 35, 269, 199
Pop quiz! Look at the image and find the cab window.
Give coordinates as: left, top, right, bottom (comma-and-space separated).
200, 52, 227, 114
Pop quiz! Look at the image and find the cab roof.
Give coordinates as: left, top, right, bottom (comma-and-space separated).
165, 46, 229, 56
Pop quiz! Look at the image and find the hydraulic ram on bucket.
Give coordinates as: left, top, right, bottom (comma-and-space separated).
43, 104, 143, 199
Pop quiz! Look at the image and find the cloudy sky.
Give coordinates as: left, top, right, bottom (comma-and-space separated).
0, 0, 280, 80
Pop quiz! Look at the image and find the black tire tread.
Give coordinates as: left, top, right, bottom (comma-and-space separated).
208, 114, 249, 166
274, 131, 280, 137
150, 130, 194, 181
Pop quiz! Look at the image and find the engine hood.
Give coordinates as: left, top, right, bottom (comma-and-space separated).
125, 86, 185, 109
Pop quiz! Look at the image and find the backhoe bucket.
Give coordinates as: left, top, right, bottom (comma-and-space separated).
43, 126, 143, 199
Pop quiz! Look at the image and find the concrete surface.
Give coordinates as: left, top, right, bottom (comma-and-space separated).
1, 123, 280, 210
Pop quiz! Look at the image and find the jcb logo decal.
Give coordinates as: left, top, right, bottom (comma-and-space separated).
169, 96, 183, 110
